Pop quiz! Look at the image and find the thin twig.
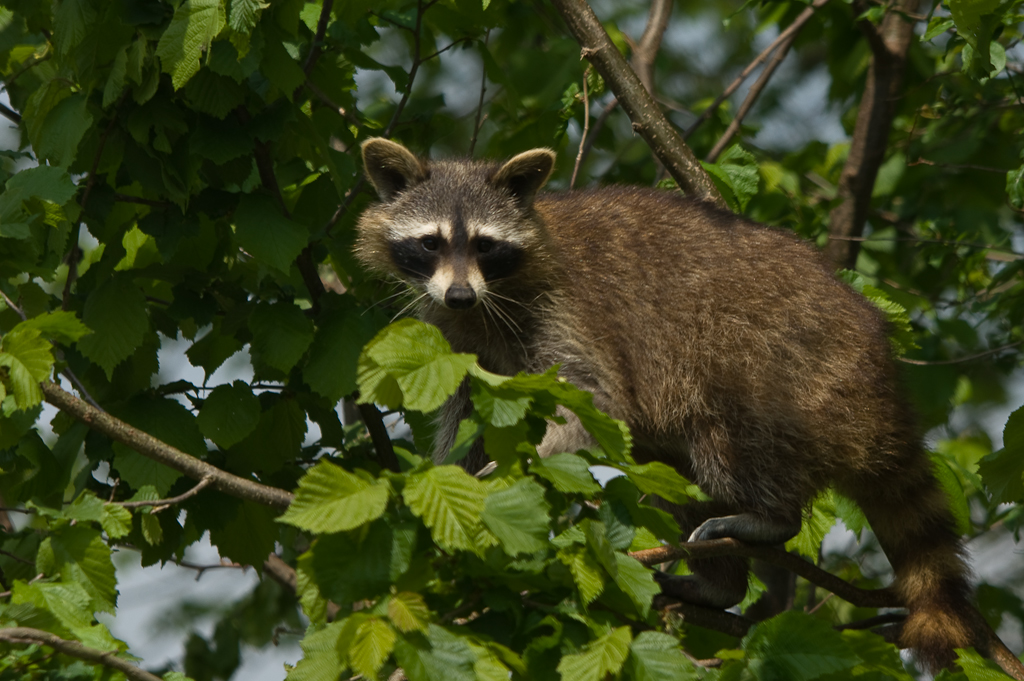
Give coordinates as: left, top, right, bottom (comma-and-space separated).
112, 193, 174, 208
357, 401, 401, 473
0, 290, 26, 320
115, 476, 215, 511
304, 81, 359, 125
897, 341, 1024, 366
705, 30, 797, 163
576, 97, 618, 175
631, 539, 898, 609
0, 628, 163, 681
631, 0, 673, 96
469, 30, 491, 156
907, 158, 1010, 173
570, 70, 591, 188
684, 0, 829, 141
302, 0, 334, 74
5, 52, 51, 87
0, 101, 21, 124
40, 381, 294, 510
550, 0, 724, 205
0, 548, 35, 566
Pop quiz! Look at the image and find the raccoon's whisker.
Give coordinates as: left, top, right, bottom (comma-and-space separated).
485, 290, 529, 310
482, 295, 522, 335
391, 291, 430, 321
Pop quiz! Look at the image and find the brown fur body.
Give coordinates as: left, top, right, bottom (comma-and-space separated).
355, 139, 976, 671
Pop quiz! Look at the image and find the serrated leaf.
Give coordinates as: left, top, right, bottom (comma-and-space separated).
104, 45, 128, 108
77, 275, 149, 379
66, 492, 105, 523
233, 194, 309, 274
557, 626, 632, 681
156, 0, 227, 89
54, 0, 98, 56
388, 591, 432, 633
249, 301, 315, 374
358, 319, 476, 413
350, 618, 397, 679
931, 453, 971, 535
744, 611, 861, 680
980, 406, 1024, 503
286, 620, 347, 681
403, 466, 486, 553
209, 500, 278, 573
395, 626, 476, 681
612, 553, 659, 617
0, 327, 53, 410
615, 461, 693, 504
229, 0, 269, 33
785, 492, 836, 559
12, 580, 94, 631
196, 380, 261, 449
140, 513, 163, 545
557, 544, 605, 604
531, 452, 601, 494
279, 461, 391, 533
4, 165, 78, 205
110, 398, 206, 495
17, 310, 91, 344
480, 478, 550, 555
628, 631, 696, 681
37, 525, 118, 613
472, 382, 532, 427
955, 647, 1010, 680
101, 504, 132, 539
36, 94, 93, 169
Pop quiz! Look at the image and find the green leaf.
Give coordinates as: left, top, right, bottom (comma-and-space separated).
930, 453, 971, 535
350, 618, 397, 679
531, 452, 601, 493
77, 275, 149, 380
104, 45, 129, 108
249, 301, 315, 374
229, 0, 269, 34
611, 553, 660, 618
110, 397, 206, 495
403, 466, 486, 553
196, 380, 261, 449
0, 327, 53, 410
303, 297, 380, 403
209, 500, 278, 573
955, 647, 1010, 680
66, 492, 105, 523
472, 382, 533, 427
394, 628, 474, 681
358, 320, 476, 413
388, 591, 432, 633
921, 16, 955, 41
156, 0, 227, 89
628, 631, 696, 681
1008, 159, 1024, 211
615, 461, 694, 505
101, 504, 132, 539
557, 544, 605, 604
480, 478, 551, 555
233, 194, 309, 274
785, 492, 837, 559
4, 165, 78, 205
556, 626, 632, 681
37, 525, 118, 613
279, 461, 391, 533
54, 0, 98, 56
286, 620, 347, 681
12, 580, 95, 633
744, 611, 860, 680
16, 310, 91, 345
36, 94, 94, 169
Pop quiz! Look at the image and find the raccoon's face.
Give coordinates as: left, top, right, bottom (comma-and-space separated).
358, 138, 555, 311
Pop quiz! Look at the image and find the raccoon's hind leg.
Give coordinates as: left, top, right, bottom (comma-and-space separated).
654, 501, 802, 609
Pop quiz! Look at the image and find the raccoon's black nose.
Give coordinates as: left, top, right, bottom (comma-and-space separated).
445, 286, 477, 309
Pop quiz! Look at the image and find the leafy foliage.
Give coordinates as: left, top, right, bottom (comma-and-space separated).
0, 0, 1023, 679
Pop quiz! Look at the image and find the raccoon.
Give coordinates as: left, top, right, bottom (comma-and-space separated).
355, 137, 976, 671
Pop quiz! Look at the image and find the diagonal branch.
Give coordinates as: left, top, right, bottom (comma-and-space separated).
684, 0, 829, 141
631, 538, 899, 609
631, 0, 673, 96
0, 628, 163, 681
550, 0, 725, 207
40, 381, 294, 510
705, 31, 797, 162
824, 0, 922, 269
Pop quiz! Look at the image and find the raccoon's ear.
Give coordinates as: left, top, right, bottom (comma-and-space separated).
491, 148, 555, 208
361, 138, 428, 201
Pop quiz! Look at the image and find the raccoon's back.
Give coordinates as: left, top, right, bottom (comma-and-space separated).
533, 187, 907, 472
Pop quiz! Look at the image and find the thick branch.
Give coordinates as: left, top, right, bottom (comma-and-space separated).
41, 382, 294, 510
825, 0, 921, 269
631, 539, 898, 609
0, 628, 162, 681
357, 402, 401, 473
550, 0, 725, 207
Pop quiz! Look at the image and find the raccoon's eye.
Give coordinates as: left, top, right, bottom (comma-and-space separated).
476, 238, 494, 254
420, 236, 439, 252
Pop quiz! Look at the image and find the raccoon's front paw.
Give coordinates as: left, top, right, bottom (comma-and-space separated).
688, 513, 801, 545
687, 515, 737, 542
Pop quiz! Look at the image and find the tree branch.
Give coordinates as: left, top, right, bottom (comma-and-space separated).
631, 0, 673, 96
825, 0, 921, 269
40, 381, 294, 510
655, 597, 755, 638
302, 0, 333, 74
684, 0, 829, 141
357, 401, 401, 473
115, 476, 215, 511
631, 539, 898, 609
0, 101, 21, 124
549, 0, 725, 207
705, 30, 797, 163
0, 628, 163, 681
